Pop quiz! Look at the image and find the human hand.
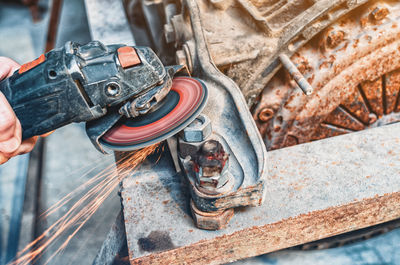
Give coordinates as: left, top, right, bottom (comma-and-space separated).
0, 57, 38, 164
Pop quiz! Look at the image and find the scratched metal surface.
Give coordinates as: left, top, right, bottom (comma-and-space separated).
121, 122, 400, 263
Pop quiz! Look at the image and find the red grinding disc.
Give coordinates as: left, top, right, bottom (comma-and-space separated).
100, 77, 208, 151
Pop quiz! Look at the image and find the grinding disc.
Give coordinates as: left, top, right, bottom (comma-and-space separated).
100, 77, 208, 151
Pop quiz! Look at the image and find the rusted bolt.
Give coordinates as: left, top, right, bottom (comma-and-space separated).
195, 140, 230, 192
181, 114, 212, 142
190, 200, 234, 230
371, 6, 389, 21
279, 54, 313, 95
258, 108, 274, 122
325, 30, 345, 49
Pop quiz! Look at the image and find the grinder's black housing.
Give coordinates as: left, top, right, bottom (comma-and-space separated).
0, 41, 168, 140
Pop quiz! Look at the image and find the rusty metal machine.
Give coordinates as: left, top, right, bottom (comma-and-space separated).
84, 0, 400, 264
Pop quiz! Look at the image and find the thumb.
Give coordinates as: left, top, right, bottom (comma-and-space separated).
0, 57, 20, 79
0, 63, 11, 80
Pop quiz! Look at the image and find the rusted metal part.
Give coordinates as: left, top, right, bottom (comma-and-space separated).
178, 114, 237, 229
236, 0, 369, 105
253, 1, 400, 149
197, 0, 369, 106
370, 5, 389, 21
123, 0, 369, 106
171, 0, 267, 214
174, 76, 265, 213
278, 54, 313, 95
322, 28, 346, 50
121, 123, 400, 264
190, 200, 234, 230
195, 140, 230, 192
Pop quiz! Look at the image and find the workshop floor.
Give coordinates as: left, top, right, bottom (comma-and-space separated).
1, 1, 400, 265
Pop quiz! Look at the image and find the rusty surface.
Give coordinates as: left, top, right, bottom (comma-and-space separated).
120, 122, 400, 264
204, 0, 370, 105
190, 200, 234, 230
127, 0, 369, 106
195, 140, 229, 190
253, 1, 400, 149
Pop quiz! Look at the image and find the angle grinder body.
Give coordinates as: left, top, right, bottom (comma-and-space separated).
0, 41, 208, 153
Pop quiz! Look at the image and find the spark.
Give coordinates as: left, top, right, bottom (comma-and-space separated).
10, 144, 160, 265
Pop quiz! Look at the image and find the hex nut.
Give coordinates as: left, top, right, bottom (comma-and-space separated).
178, 138, 203, 159
190, 200, 234, 230
181, 114, 212, 142
197, 157, 230, 190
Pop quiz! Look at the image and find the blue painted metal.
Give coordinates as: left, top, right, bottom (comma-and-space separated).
5, 154, 30, 264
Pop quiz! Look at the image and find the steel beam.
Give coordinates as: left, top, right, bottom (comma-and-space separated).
120, 123, 400, 264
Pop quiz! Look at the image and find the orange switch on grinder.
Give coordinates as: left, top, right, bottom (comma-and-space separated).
117, 46, 141, 69
19, 54, 46, 74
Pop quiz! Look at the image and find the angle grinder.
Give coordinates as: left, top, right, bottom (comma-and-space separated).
0, 41, 208, 153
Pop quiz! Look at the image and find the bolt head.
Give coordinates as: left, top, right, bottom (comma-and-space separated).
181, 114, 212, 142
105, 82, 121, 97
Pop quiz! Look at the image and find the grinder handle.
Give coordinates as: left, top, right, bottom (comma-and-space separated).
0, 52, 82, 140
0, 70, 62, 140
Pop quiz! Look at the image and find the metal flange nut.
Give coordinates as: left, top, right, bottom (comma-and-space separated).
190, 200, 234, 230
